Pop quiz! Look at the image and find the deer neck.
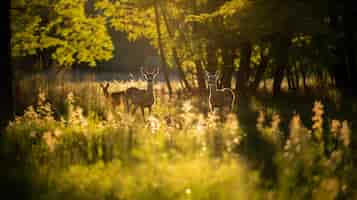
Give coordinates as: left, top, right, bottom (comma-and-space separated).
103, 90, 110, 98
147, 81, 154, 97
209, 83, 217, 95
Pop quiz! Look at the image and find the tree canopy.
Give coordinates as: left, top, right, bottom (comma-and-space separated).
11, 0, 357, 95
11, 0, 113, 67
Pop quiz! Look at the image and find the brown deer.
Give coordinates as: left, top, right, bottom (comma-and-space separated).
206, 71, 235, 112
99, 82, 126, 110
125, 67, 159, 118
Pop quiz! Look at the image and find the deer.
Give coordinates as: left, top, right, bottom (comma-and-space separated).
125, 67, 159, 118
99, 82, 126, 110
206, 71, 235, 113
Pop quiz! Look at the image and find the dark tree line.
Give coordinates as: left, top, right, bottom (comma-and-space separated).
10, 0, 357, 99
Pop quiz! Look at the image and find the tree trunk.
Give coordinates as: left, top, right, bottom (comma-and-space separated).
300, 63, 307, 91
191, 0, 207, 91
272, 35, 290, 96
0, 3, 13, 129
220, 48, 235, 89
252, 50, 268, 90
286, 67, 297, 91
154, 2, 172, 96
160, 5, 192, 91
329, 3, 357, 96
293, 64, 300, 90
345, 18, 357, 95
344, 1, 357, 95
287, 68, 293, 90
235, 41, 252, 94
206, 42, 218, 73
174, 52, 192, 91
196, 61, 206, 90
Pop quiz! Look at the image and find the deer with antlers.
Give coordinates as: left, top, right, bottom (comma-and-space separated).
125, 67, 159, 118
206, 71, 235, 112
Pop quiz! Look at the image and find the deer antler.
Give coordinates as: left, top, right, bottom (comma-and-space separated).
141, 67, 148, 80
154, 66, 160, 76
100, 82, 109, 89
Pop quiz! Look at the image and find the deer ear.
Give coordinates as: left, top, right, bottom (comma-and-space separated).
205, 70, 210, 77
215, 71, 220, 77
154, 67, 160, 76
143, 73, 148, 80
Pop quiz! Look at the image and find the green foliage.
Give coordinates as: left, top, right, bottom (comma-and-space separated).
11, 0, 114, 67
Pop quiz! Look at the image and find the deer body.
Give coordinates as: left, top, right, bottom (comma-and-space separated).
125, 67, 159, 117
127, 84, 154, 108
100, 83, 125, 109
207, 72, 235, 112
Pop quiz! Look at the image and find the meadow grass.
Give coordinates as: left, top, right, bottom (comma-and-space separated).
2, 72, 357, 200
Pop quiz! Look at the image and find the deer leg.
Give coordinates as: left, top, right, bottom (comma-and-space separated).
126, 100, 132, 113
132, 105, 138, 114
125, 101, 130, 113
209, 102, 213, 113
141, 106, 145, 118
211, 105, 216, 113
148, 106, 152, 114
125, 98, 131, 113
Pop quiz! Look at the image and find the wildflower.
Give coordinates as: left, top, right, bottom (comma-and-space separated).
296, 144, 301, 153
284, 139, 291, 150
36, 91, 54, 121
340, 120, 350, 147
256, 110, 266, 130
182, 100, 193, 113
66, 92, 75, 106
146, 116, 161, 134
233, 137, 240, 144
42, 131, 57, 152
53, 128, 63, 138
271, 113, 281, 132
196, 118, 207, 136
180, 101, 196, 125
225, 113, 239, 131
289, 115, 302, 143
207, 111, 219, 129
330, 150, 343, 166
106, 111, 115, 122
30, 131, 37, 138
312, 101, 324, 140
319, 178, 340, 197
37, 90, 47, 104
24, 106, 39, 120
330, 119, 341, 138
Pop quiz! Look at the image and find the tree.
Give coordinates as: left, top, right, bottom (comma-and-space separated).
11, 0, 114, 68
160, 4, 192, 91
0, 1, 12, 129
153, 1, 173, 95
96, 0, 174, 94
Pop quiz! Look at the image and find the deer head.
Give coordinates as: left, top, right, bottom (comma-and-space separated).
141, 66, 159, 82
206, 71, 219, 86
99, 82, 110, 97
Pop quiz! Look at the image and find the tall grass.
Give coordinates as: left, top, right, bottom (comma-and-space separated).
3, 72, 357, 199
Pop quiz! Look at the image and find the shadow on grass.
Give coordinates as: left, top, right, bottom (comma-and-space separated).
234, 89, 357, 186
235, 94, 278, 186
